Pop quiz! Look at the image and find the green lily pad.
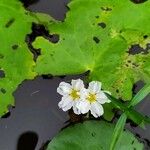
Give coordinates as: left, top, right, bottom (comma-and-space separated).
0, 0, 51, 116
47, 120, 143, 150
33, 0, 150, 101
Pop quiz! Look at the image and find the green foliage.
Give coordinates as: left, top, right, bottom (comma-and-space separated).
0, 1, 149, 148
47, 121, 143, 150
110, 113, 127, 150
1, 0, 150, 119
33, 0, 150, 102
106, 93, 150, 126
128, 83, 150, 107
0, 0, 51, 116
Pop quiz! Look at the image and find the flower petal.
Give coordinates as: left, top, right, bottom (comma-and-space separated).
57, 82, 71, 95
58, 96, 73, 111
73, 101, 81, 115
71, 79, 84, 90
96, 91, 111, 104
90, 102, 104, 118
76, 100, 90, 114
79, 88, 88, 99
88, 81, 102, 93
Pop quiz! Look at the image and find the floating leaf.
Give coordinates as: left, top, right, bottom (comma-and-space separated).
0, 0, 51, 116
33, 0, 150, 102
47, 121, 143, 150
1, 0, 150, 119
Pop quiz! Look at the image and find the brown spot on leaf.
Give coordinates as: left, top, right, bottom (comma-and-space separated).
143, 35, 148, 39
91, 132, 96, 137
93, 37, 100, 43
12, 45, 19, 50
1, 88, 6, 94
5, 18, 15, 28
98, 22, 106, 29
101, 7, 112, 11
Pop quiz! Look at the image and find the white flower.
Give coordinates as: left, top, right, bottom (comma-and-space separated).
76, 81, 111, 118
57, 79, 85, 114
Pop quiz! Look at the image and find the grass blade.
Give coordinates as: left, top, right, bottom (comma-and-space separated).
105, 93, 126, 110
110, 113, 127, 150
105, 93, 150, 126
129, 84, 150, 107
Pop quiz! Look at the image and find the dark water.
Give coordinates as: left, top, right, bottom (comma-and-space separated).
127, 81, 150, 149
27, 0, 69, 21
0, 75, 87, 150
0, 0, 149, 150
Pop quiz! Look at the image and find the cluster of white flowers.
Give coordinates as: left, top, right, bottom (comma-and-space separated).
57, 79, 111, 118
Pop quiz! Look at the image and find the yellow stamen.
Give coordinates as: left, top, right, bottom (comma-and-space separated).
87, 93, 96, 103
70, 89, 80, 100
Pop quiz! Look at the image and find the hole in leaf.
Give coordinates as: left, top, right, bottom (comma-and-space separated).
26, 23, 59, 61
130, 0, 148, 4
98, 22, 106, 29
128, 44, 149, 55
17, 131, 38, 150
129, 44, 144, 55
132, 80, 145, 95
5, 18, 15, 28
42, 74, 53, 79
93, 37, 100, 44
0, 70, 5, 78
19, 0, 39, 7
48, 34, 59, 43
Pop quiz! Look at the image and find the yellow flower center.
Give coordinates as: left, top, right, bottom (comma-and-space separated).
87, 93, 96, 103
70, 89, 80, 100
